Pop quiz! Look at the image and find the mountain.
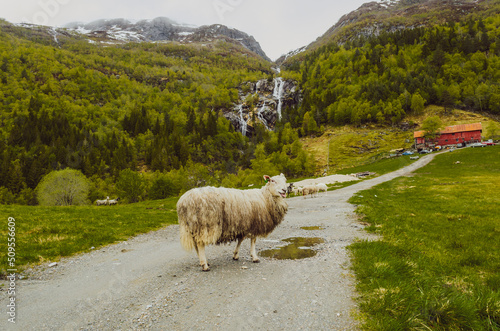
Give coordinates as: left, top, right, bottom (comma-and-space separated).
278, 0, 500, 130
313, 0, 485, 47
2, 0, 500, 206
65, 17, 271, 61
280, 0, 497, 67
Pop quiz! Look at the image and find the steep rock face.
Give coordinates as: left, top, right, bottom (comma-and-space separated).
223, 78, 300, 136
65, 17, 270, 61
185, 24, 270, 61
275, 46, 306, 66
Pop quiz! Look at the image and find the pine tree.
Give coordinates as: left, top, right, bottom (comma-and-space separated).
8, 159, 26, 195
186, 108, 196, 134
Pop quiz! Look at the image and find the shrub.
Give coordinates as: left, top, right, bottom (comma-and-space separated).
149, 176, 175, 200
35, 169, 90, 206
116, 169, 145, 203
0, 187, 16, 205
17, 188, 37, 205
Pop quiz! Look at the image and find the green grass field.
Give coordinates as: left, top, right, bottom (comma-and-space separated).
349, 146, 500, 330
0, 198, 179, 275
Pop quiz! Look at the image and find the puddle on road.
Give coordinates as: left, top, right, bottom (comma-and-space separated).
300, 226, 325, 231
259, 237, 325, 260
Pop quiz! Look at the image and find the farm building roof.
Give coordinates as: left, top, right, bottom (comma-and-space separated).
414, 122, 482, 138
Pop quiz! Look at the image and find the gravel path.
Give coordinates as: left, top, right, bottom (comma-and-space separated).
291, 174, 359, 187
1, 153, 441, 331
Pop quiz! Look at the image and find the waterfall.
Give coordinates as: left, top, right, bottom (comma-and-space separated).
272, 77, 280, 99
238, 104, 247, 136
257, 101, 270, 130
273, 77, 285, 121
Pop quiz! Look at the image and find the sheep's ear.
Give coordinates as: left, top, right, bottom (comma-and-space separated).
263, 175, 271, 183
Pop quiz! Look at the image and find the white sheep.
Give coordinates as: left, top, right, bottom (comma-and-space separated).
302, 185, 319, 198
108, 198, 119, 205
292, 185, 304, 196
177, 174, 289, 271
297, 186, 304, 196
316, 183, 328, 196
95, 196, 109, 206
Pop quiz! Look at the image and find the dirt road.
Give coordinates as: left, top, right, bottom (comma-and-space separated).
1, 153, 440, 330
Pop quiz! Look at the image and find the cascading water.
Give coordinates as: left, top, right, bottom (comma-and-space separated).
272, 77, 280, 99
273, 77, 285, 121
227, 72, 291, 134
257, 101, 270, 130
238, 104, 247, 136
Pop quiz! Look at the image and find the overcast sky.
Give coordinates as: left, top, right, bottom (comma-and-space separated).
1, 0, 368, 60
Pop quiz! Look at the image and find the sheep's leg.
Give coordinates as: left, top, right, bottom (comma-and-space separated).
233, 238, 243, 260
250, 237, 260, 263
196, 243, 210, 271
193, 240, 199, 255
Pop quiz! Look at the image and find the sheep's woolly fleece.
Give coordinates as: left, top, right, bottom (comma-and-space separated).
292, 174, 359, 187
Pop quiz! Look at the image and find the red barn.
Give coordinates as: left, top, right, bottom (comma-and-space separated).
414, 123, 482, 146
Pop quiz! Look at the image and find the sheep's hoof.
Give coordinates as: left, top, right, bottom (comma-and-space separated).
233, 256, 239, 261
252, 259, 260, 263
202, 265, 210, 271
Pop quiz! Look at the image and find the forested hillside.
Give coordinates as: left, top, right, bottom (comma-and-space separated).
281, 2, 500, 132
0, 21, 315, 204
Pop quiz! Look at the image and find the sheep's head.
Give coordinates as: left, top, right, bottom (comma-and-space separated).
263, 174, 288, 198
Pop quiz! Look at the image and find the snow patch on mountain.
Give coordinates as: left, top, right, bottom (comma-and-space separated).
65, 17, 270, 61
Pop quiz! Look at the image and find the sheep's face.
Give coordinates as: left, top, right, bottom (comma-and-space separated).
263, 174, 288, 198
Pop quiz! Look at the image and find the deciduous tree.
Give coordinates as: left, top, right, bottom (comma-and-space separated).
421, 116, 443, 142
36, 169, 90, 206
116, 169, 145, 203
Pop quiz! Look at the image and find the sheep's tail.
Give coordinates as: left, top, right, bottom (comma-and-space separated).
179, 222, 196, 251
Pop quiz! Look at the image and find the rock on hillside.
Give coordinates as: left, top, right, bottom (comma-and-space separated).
66, 17, 270, 61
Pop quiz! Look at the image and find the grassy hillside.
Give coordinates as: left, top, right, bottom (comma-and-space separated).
302, 106, 499, 174
349, 145, 500, 330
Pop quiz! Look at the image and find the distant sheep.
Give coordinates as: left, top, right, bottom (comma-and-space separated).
95, 196, 109, 206
302, 185, 319, 198
292, 186, 302, 196
316, 183, 328, 196
108, 198, 119, 205
286, 183, 294, 197
177, 174, 289, 271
